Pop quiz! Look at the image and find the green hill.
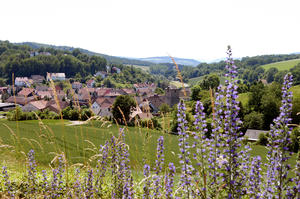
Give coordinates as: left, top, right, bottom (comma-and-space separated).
261, 58, 300, 71
16, 42, 153, 66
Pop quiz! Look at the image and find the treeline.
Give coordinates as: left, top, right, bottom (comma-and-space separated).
0, 41, 107, 82
17, 41, 153, 66
149, 53, 300, 83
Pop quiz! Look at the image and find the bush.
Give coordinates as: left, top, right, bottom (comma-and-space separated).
257, 132, 268, 146
68, 109, 80, 120
244, 112, 264, 130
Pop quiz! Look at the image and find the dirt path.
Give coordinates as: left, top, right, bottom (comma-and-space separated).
65, 121, 87, 126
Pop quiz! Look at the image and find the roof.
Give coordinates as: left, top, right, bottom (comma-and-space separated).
72, 82, 82, 85
18, 88, 35, 97
122, 88, 135, 95
15, 77, 29, 82
29, 100, 48, 110
31, 75, 45, 80
87, 79, 95, 84
50, 73, 65, 78
6, 96, 35, 106
244, 129, 269, 141
36, 91, 52, 99
137, 112, 153, 120
94, 97, 114, 105
96, 88, 111, 97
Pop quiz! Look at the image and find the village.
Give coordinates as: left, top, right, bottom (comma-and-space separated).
0, 70, 190, 122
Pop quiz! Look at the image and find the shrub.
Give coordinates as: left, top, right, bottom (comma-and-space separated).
257, 132, 269, 146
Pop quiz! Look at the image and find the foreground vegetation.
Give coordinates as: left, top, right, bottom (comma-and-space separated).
0, 47, 299, 198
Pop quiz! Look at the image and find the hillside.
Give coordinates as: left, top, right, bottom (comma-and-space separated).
138, 56, 201, 66
16, 42, 153, 66
260, 58, 300, 71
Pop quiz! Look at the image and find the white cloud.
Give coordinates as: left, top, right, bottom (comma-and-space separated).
0, 0, 300, 61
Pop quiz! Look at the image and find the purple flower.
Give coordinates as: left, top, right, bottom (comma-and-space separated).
2, 166, 14, 198
177, 100, 194, 197
165, 163, 176, 199
143, 164, 151, 199
153, 136, 165, 198
265, 74, 294, 198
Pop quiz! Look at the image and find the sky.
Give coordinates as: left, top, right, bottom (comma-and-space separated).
1, 0, 300, 62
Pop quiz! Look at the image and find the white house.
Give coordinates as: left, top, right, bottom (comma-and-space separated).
46, 73, 66, 81
72, 82, 82, 90
86, 79, 96, 88
94, 71, 107, 79
15, 77, 31, 87
91, 98, 113, 117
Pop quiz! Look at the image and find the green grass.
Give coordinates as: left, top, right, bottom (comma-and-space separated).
0, 119, 180, 171
261, 59, 300, 71
170, 81, 189, 88
188, 75, 241, 87
290, 85, 300, 99
0, 119, 297, 173
127, 64, 150, 72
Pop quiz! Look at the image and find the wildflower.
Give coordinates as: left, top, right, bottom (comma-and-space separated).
2, 166, 14, 198
143, 164, 151, 199
165, 163, 176, 199
153, 136, 164, 198
27, 149, 37, 194
265, 74, 294, 198
177, 100, 194, 198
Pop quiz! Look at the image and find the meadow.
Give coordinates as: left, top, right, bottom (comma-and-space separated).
260, 58, 300, 71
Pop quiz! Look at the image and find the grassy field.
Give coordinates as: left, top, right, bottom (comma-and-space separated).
0, 119, 297, 173
170, 81, 189, 88
261, 58, 300, 71
188, 75, 241, 87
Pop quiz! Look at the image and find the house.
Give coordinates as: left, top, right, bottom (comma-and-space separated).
129, 105, 153, 122
30, 75, 45, 84
18, 88, 35, 97
72, 82, 82, 90
22, 100, 48, 112
86, 79, 96, 88
36, 91, 52, 100
6, 96, 35, 106
94, 71, 107, 79
15, 77, 31, 87
47, 100, 69, 114
96, 88, 111, 97
91, 97, 114, 117
244, 129, 269, 142
121, 88, 135, 95
148, 94, 166, 111
36, 85, 49, 91
134, 83, 156, 92
111, 67, 121, 74
0, 87, 8, 94
46, 72, 66, 81
0, 103, 18, 111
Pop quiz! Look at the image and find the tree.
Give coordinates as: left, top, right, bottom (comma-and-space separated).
244, 112, 264, 130
112, 95, 136, 125
191, 85, 201, 101
155, 87, 164, 95
159, 103, 170, 114
248, 81, 265, 112
199, 74, 220, 90
266, 67, 278, 83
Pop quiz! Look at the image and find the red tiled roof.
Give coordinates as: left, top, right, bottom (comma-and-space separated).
29, 100, 48, 110
6, 96, 35, 106
18, 88, 35, 97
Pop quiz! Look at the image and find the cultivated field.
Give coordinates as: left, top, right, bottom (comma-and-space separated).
261, 58, 300, 71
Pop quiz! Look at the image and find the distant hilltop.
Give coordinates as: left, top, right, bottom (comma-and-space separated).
136, 56, 201, 66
